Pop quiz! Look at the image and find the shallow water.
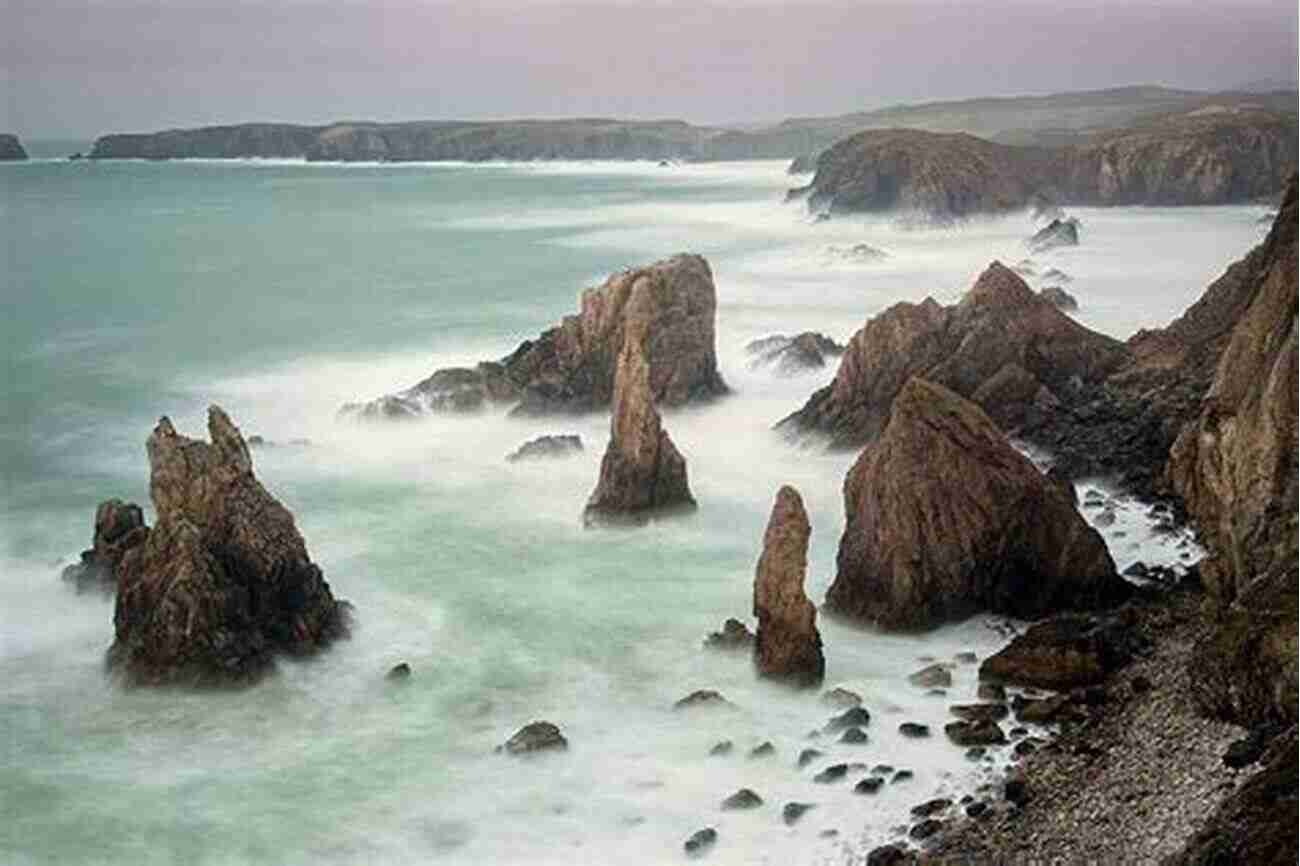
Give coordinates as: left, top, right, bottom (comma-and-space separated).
0, 158, 1253, 865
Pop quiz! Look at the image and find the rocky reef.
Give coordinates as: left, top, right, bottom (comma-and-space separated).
582, 331, 696, 526
752, 486, 824, 686
107, 407, 350, 686
779, 261, 1128, 448
0, 134, 28, 160
343, 253, 727, 419
826, 378, 1126, 630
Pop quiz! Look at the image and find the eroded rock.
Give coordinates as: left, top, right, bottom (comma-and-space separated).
752, 486, 824, 687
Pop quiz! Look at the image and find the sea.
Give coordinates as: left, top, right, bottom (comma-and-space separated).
0, 152, 1269, 865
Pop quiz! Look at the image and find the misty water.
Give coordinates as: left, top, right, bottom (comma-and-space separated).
0, 158, 1267, 865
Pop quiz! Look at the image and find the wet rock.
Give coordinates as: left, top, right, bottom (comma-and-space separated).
825, 706, 872, 732
892, 769, 914, 783
821, 687, 863, 708
950, 703, 1010, 723
855, 777, 884, 794
955, 651, 979, 664
748, 741, 776, 759
746, 332, 844, 375
721, 789, 763, 810
501, 721, 568, 755
583, 330, 696, 526
1013, 738, 1041, 758
61, 499, 150, 593
683, 827, 717, 856
506, 434, 584, 462
813, 763, 849, 784
107, 407, 349, 686
1004, 774, 1031, 807
826, 379, 1127, 631
752, 486, 825, 686
703, 618, 755, 651
911, 798, 953, 818
866, 844, 911, 866
899, 722, 930, 738
966, 801, 989, 818
1041, 267, 1072, 283
782, 802, 815, 825
1028, 217, 1080, 251
797, 748, 824, 768
977, 682, 1007, 702
980, 611, 1146, 690
1012, 694, 1072, 724
674, 690, 730, 711
944, 720, 1007, 746
386, 662, 412, 681
709, 740, 734, 757
1222, 730, 1273, 769
840, 726, 869, 744
871, 764, 895, 775
910, 818, 944, 840
1039, 286, 1079, 312
908, 664, 952, 688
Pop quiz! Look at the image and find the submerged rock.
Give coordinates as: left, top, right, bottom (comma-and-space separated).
746, 332, 844, 375
674, 690, 730, 711
505, 434, 583, 462
1028, 217, 1080, 251
344, 253, 727, 419
702, 618, 755, 651
782, 802, 815, 825
827, 379, 1126, 630
501, 721, 568, 755
386, 662, 412, 681
821, 686, 863, 708
107, 407, 350, 686
752, 486, 825, 687
583, 330, 696, 526
61, 499, 150, 593
944, 719, 1007, 747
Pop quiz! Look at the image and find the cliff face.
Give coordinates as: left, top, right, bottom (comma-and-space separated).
791, 108, 1296, 219
1166, 177, 1298, 729
90, 124, 321, 159
0, 134, 28, 160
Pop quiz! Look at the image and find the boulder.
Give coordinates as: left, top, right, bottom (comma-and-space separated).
344, 254, 727, 419
61, 499, 150, 593
720, 789, 763, 810
782, 802, 815, 825
583, 330, 696, 526
821, 686, 863, 708
826, 378, 1127, 630
980, 610, 1146, 690
501, 721, 568, 755
944, 720, 1006, 747
779, 262, 1129, 448
908, 664, 952, 688
746, 332, 843, 375
1028, 217, 1080, 251
1166, 176, 1298, 730
752, 486, 825, 687
505, 434, 583, 463
107, 407, 350, 686
684, 827, 718, 856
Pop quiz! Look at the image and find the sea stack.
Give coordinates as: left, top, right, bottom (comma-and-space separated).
753, 486, 825, 687
583, 329, 696, 526
108, 406, 350, 686
826, 378, 1127, 630
0, 134, 27, 160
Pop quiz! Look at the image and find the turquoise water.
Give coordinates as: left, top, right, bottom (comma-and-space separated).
0, 158, 1265, 865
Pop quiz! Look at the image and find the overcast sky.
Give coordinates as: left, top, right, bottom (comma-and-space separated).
4, 0, 1297, 139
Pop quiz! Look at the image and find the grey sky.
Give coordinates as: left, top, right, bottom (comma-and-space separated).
4, 0, 1297, 139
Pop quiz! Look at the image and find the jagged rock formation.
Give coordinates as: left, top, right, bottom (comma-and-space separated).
1165, 176, 1297, 730
108, 407, 350, 686
505, 434, 583, 462
778, 262, 1128, 448
60, 500, 150, 593
752, 486, 824, 686
343, 254, 727, 419
0, 134, 28, 160
745, 332, 843, 375
788, 107, 1296, 219
1028, 218, 1080, 251
582, 332, 695, 526
826, 378, 1126, 630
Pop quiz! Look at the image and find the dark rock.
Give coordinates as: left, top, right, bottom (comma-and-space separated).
824, 243, 889, 263
797, 748, 824, 768
944, 720, 1006, 746
584, 329, 696, 526
839, 726, 869, 744
908, 664, 952, 688
955, 651, 979, 664
855, 777, 884, 794
1028, 217, 1080, 251
753, 486, 824, 686
502, 721, 568, 755
866, 844, 910, 866
506, 434, 583, 463
899, 722, 930, 738
813, 763, 849, 784
1223, 730, 1274, 769
1039, 286, 1079, 312
1131, 675, 1153, 694
980, 610, 1146, 689
746, 332, 844, 375
1004, 775, 1031, 807
1012, 694, 1072, 724
720, 789, 763, 810
911, 798, 953, 818
871, 764, 895, 775
892, 769, 914, 783
827, 378, 1126, 630
61, 499, 150, 593
1041, 267, 1072, 283
821, 686, 863, 708
683, 827, 718, 856
965, 747, 987, 760
950, 703, 1010, 723
909, 819, 944, 840
1014, 738, 1041, 757
709, 740, 734, 757
977, 682, 1007, 702
825, 706, 872, 732
0, 134, 28, 160
674, 690, 729, 711
782, 802, 815, 826
703, 618, 755, 651
107, 408, 349, 686
748, 741, 776, 759
386, 662, 411, 681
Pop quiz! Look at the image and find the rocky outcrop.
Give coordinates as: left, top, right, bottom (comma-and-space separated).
61, 500, 150, 593
107, 407, 350, 686
779, 262, 1129, 448
1027, 218, 1079, 251
752, 486, 824, 686
0, 134, 28, 160
505, 434, 583, 463
979, 609, 1146, 690
826, 378, 1126, 630
582, 333, 695, 526
343, 254, 727, 419
1165, 175, 1298, 730
745, 332, 842, 375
